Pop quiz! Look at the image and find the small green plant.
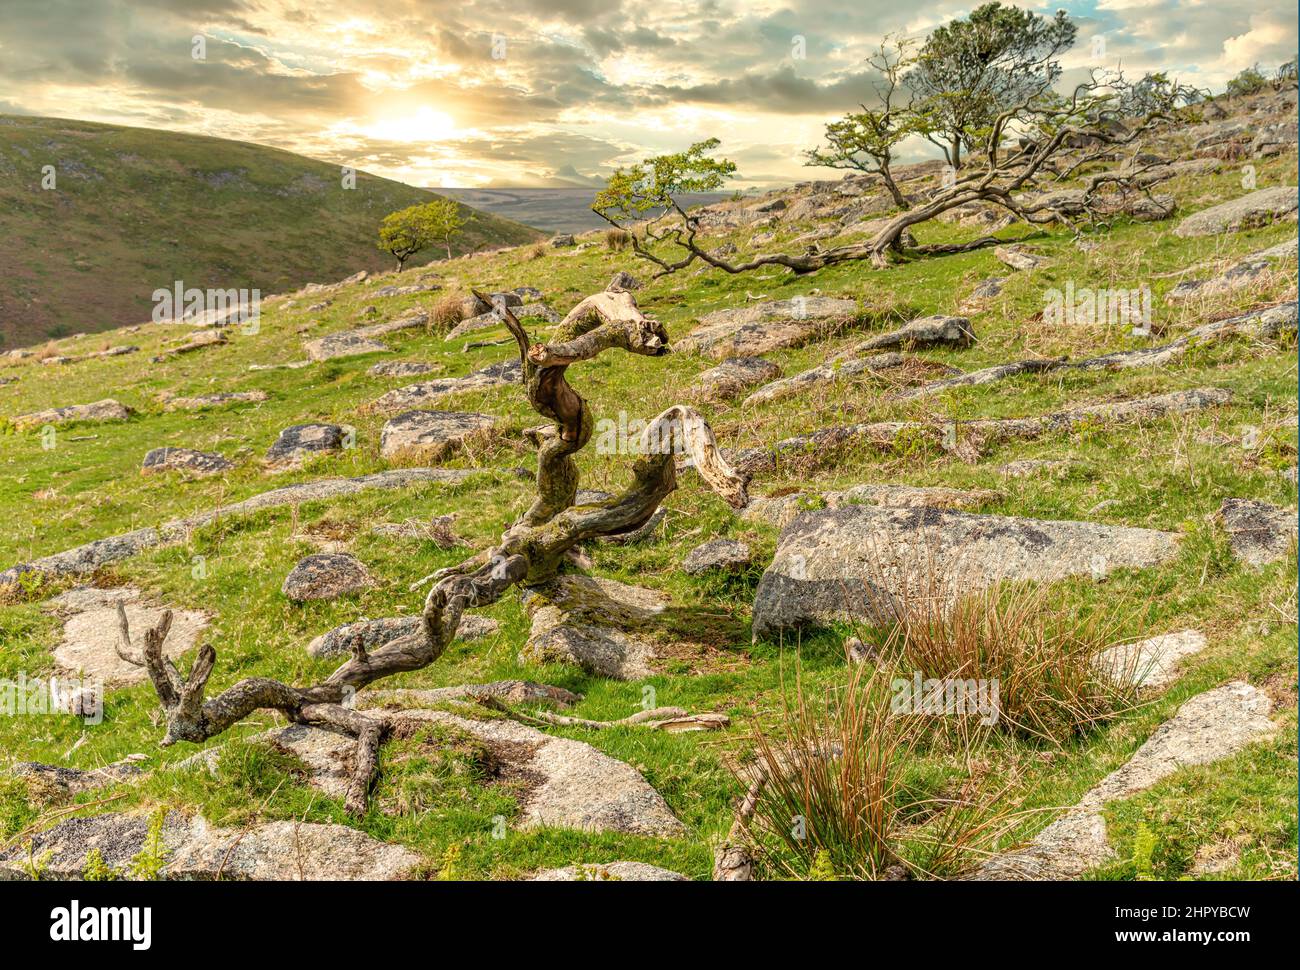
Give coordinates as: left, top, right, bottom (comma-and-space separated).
126, 808, 169, 881
436, 843, 464, 881
82, 848, 121, 881
1131, 823, 1157, 881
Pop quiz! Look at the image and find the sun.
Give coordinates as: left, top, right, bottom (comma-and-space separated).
360, 106, 458, 144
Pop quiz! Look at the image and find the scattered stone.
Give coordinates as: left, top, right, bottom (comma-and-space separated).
742, 483, 1001, 530
368, 680, 580, 709
682, 538, 752, 575
7, 759, 145, 795
995, 459, 1071, 478
850, 315, 975, 353
51, 594, 208, 687
1094, 630, 1209, 690
607, 271, 642, 292
678, 297, 860, 359
368, 360, 438, 377
1167, 239, 1298, 301
516, 302, 560, 323
369, 360, 520, 412
264, 423, 346, 466
281, 553, 373, 602
1174, 186, 1299, 238
550, 233, 576, 247
974, 682, 1274, 880
520, 574, 672, 680
162, 390, 268, 412
2, 469, 472, 587
306, 614, 499, 658
303, 331, 388, 361
529, 862, 689, 881
11, 399, 132, 430
1217, 498, 1297, 567
752, 506, 1179, 638
743, 353, 943, 407
0, 811, 420, 881
694, 357, 781, 399
994, 245, 1044, 271
379, 410, 497, 461
141, 447, 234, 477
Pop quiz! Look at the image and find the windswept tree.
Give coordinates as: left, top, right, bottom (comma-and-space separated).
804, 36, 929, 209
377, 197, 466, 271
595, 70, 1194, 277
904, 2, 1077, 168
122, 290, 748, 816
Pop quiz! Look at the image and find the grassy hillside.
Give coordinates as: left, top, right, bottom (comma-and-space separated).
0, 90, 1295, 882
0, 116, 543, 347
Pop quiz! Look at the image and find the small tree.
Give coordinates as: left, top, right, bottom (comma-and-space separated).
904, 2, 1077, 168
377, 198, 466, 271
1226, 64, 1269, 98
804, 36, 928, 209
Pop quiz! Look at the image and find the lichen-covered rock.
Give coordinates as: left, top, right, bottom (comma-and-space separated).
8, 758, 146, 795
0, 812, 420, 881
368, 360, 438, 377
974, 682, 1274, 880
677, 297, 860, 359
850, 315, 974, 353
743, 352, 938, 407
379, 410, 497, 461
1174, 186, 1299, 238
682, 538, 752, 575
11, 399, 132, 430
1093, 630, 1208, 689
51, 594, 208, 687
369, 359, 520, 412
694, 357, 781, 399
141, 447, 234, 477
607, 271, 642, 292
1217, 498, 1297, 567
994, 245, 1043, 271
367, 680, 581, 709
520, 574, 672, 680
306, 613, 499, 658
281, 553, 373, 602
162, 390, 268, 411
742, 483, 1001, 530
264, 423, 346, 466
302, 331, 388, 361
529, 861, 689, 881
752, 506, 1179, 637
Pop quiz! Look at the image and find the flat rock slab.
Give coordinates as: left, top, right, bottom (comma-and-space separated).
379, 710, 686, 837
852, 315, 975, 353
694, 357, 782, 399
974, 682, 1274, 880
677, 297, 859, 359
744, 352, 932, 407
12, 399, 131, 431
742, 483, 1001, 531
1174, 186, 1298, 237
682, 538, 753, 575
282, 553, 373, 601
367, 680, 581, 709
369, 360, 438, 377
752, 506, 1178, 637
529, 861, 689, 881
141, 447, 234, 477
8, 760, 145, 795
520, 574, 672, 680
380, 410, 497, 461
264, 423, 346, 466
1167, 240, 1297, 301
1093, 630, 1209, 690
52, 595, 208, 687
994, 245, 1043, 271
303, 331, 388, 361
370, 360, 521, 412
162, 390, 268, 411
1218, 498, 1297, 566
307, 614, 499, 658
0, 812, 419, 881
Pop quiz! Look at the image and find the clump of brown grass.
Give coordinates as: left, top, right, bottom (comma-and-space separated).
604, 228, 630, 252
857, 549, 1140, 744
525, 241, 548, 260
431, 290, 469, 332
738, 657, 1018, 880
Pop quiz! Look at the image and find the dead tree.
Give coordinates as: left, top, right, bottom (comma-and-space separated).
599, 70, 1194, 275
121, 290, 749, 816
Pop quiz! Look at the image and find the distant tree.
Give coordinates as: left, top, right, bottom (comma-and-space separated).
1226, 64, 1269, 98
804, 36, 929, 209
904, 2, 1077, 168
1276, 55, 1298, 87
1120, 72, 1207, 116
377, 198, 466, 271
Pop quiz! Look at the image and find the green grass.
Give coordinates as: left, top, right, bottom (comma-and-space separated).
0, 119, 1295, 880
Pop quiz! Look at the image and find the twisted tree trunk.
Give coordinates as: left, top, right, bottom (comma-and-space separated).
122, 289, 749, 816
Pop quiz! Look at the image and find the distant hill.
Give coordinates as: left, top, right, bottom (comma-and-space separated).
0, 116, 543, 347
435, 187, 735, 234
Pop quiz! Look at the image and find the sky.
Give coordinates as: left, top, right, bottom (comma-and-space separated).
0, 0, 1295, 188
